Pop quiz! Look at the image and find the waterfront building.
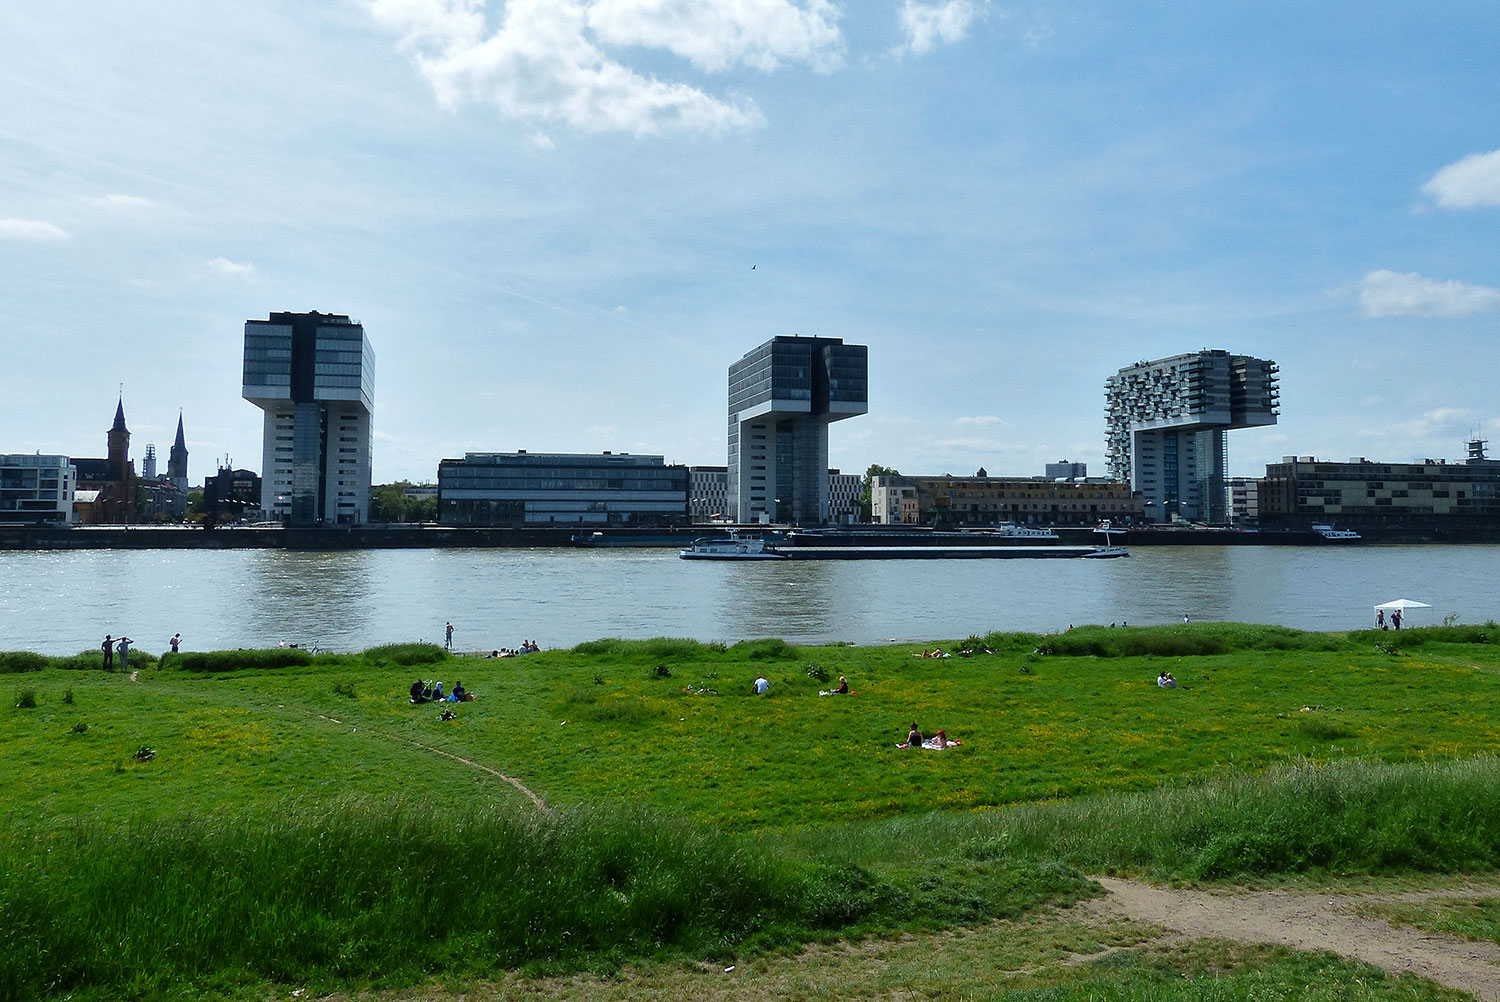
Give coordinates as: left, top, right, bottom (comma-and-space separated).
204, 466, 262, 522
242, 311, 374, 525
727, 335, 868, 525
828, 469, 861, 523
689, 466, 729, 522
1258, 454, 1500, 531
72, 399, 138, 524
437, 451, 688, 526
1228, 476, 1260, 526
1105, 350, 1278, 523
0, 454, 76, 525
1045, 460, 1088, 480
870, 474, 1141, 526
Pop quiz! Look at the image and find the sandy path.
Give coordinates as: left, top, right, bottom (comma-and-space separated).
1089, 876, 1500, 1000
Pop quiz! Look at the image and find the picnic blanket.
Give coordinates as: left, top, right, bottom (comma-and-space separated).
895, 738, 963, 750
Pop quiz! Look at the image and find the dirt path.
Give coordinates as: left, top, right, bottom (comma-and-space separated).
1088, 876, 1500, 1000
315, 713, 551, 814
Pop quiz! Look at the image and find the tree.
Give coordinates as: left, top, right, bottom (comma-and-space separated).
370, 482, 437, 523
858, 464, 901, 522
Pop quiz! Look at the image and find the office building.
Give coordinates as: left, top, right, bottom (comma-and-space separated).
0, 454, 76, 525
242, 311, 374, 525
870, 474, 1141, 526
1105, 350, 1278, 523
827, 469, 861, 523
1258, 453, 1500, 531
727, 335, 867, 524
437, 451, 688, 526
689, 466, 730, 522
1045, 460, 1088, 480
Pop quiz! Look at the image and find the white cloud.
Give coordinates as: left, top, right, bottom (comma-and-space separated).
0, 218, 71, 241
1422, 149, 1500, 209
953, 414, 1007, 427
586, 0, 843, 73
371, 0, 779, 134
896, 0, 982, 57
207, 257, 257, 278
1356, 269, 1500, 318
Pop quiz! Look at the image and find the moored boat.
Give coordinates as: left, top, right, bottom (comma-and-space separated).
679, 534, 787, 560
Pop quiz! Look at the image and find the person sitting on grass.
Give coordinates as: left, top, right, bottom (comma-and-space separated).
932, 729, 949, 749
410, 679, 428, 703
1156, 671, 1178, 689
836, 675, 849, 694
452, 681, 467, 701
906, 722, 923, 748
433, 680, 445, 700
752, 676, 770, 695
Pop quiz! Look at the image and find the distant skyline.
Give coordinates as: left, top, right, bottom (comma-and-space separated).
4, 2, 1498, 483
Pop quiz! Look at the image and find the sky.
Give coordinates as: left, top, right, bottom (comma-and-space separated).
3, 1, 1498, 485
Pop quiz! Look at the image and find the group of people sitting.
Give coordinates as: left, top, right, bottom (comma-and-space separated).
486, 640, 542, 658
900, 723, 955, 749
1156, 671, 1178, 689
410, 679, 475, 703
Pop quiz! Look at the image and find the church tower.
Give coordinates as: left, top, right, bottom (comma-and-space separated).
107, 398, 131, 484
167, 412, 189, 490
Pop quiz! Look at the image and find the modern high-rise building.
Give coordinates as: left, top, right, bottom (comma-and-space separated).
727, 335, 867, 524
1105, 350, 1278, 523
242, 311, 374, 525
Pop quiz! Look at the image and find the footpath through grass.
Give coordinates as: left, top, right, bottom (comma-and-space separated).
4, 624, 1500, 999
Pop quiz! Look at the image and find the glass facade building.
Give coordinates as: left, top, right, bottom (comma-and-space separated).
242, 312, 374, 525
727, 336, 867, 525
0, 454, 76, 525
438, 452, 689, 526
1105, 350, 1278, 523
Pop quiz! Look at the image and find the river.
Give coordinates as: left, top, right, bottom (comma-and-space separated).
2, 545, 1496, 655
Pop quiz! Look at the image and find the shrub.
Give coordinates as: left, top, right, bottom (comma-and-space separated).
361, 643, 448, 667
0, 652, 47, 674
730, 638, 798, 661
15, 688, 37, 709
805, 663, 830, 682
173, 649, 313, 672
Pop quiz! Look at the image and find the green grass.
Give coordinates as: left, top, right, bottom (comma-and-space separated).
1359, 897, 1500, 946
5, 622, 1500, 999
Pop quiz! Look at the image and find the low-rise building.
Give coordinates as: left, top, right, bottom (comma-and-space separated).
689, 466, 729, 522
0, 454, 76, 525
1258, 454, 1500, 530
438, 451, 689, 526
871, 474, 1141, 526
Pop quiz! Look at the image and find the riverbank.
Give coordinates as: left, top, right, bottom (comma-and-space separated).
6, 624, 1500, 999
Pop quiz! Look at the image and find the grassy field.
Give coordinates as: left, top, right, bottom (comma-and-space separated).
5, 623, 1500, 999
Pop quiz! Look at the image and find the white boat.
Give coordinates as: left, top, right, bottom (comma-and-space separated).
1084, 520, 1131, 558
985, 523, 1061, 540
679, 534, 787, 560
1311, 523, 1361, 541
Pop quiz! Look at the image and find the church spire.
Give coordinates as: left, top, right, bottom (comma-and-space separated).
168, 409, 189, 484
173, 411, 186, 451
112, 396, 128, 433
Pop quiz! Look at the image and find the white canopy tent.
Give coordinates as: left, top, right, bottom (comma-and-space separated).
1372, 598, 1432, 627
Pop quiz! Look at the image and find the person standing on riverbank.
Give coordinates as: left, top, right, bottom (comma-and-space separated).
445, 621, 454, 651
116, 636, 133, 672
170, 633, 181, 654
101, 634, 114, 671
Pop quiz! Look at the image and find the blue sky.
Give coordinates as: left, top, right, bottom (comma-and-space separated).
3, 1, 1498, 484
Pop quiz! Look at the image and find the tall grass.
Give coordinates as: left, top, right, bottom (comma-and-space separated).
0, 799, 1090, 999
1020, 623, 1343, 658
800, 757, 1500, 882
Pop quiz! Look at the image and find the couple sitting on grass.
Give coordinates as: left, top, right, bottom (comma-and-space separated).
898, 723, 959, 750
410, 679, 474, 704
1156, 671, 1178, 689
